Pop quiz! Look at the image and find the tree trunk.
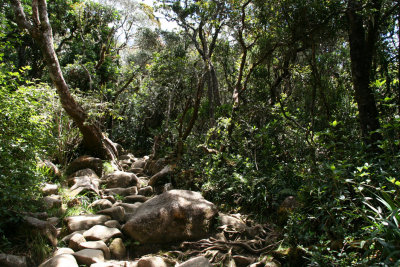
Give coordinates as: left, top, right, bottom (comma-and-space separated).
347, 0, 382, 145
10, 0, 117, 160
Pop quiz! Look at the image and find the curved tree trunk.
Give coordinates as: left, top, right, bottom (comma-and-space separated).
10, 0, 117, 160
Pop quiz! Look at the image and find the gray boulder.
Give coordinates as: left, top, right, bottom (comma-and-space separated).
66, 156, 103, 177
102, 171, 138, 188
38, 254, 78, 267
122, 190, 217, 243
65, 215, 110, 232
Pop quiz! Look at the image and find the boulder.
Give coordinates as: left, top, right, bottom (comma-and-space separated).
97, 206, 125, 222
73, 249, 104, 265
144, 158, 166, 175
148, 165, 173, 186
124, 195, 149, 203
65, 215, 110, 232
109, 238, 126, 260
68, 176, 100, 197
137, 186, 153, 197
79, 241, 110, 259
0, 253, 27, 267
66, 156, 103, 177
219, 213, 247, 232
47, 217, 60, 227
132, 159, 146, 169
122, 190, 217, 243
43, 195, 62, 209
102, 171, 138, 189
89, 199, 113, 210
104, 187, 138, 197
68, 169, 99, 182
177, 256, 211, 267
104, 220, 121, 229
83, 225, 122, 242
90, 261, 137, 267
23, 216, 58, 246
129, 168, 143, 175
69, 233, 86, 251
53, 248, 74, 256
115, 203, 142, 213
38, 254, 78, 267
60, 231, 85, 244
119, 154, 134, 161
42, 183, 59, 196
137, 257, 167, 267
232, 255, 255, 267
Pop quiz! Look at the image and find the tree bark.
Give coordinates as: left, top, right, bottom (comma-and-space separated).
9, 0, 117, 160
347, 0, 382, 145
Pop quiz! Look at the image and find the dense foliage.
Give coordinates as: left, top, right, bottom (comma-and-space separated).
1, 0, 400, 265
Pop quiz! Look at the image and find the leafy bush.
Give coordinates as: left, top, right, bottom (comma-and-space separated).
0, 66, 59, 236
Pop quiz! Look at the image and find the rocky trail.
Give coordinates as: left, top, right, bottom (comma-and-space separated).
0, 152, 282, 267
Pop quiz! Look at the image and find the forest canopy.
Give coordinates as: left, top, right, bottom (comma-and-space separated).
1, 0, 400, 265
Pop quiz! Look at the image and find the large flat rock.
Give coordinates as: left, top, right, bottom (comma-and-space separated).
122, 190, 217, 243
83, 225, 122, 242
65, 215, 110, 232
39, 254, 78, 267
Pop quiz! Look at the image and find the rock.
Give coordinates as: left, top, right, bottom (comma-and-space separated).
122, 190, 218, 243
148, 165, 173, 186
137, 186, 153, 196
38, 254, 78, 267
163, 183, 173, 192
102, 171, 138, 188
79, 241, 110, 259
104, 220, 121, 229
43, 195, 62, 209
97, 206, 125, 222
115, 203, 142, 213
0, 253, 27, 267
47, 217, 60, 226
132, 159, 146, 169
249, 261, 279, 267
109, 238, 126, 260
68, 176, 101, 197
219, 213, 247, 232
68, 168, 99, 181
89, 199, 113, 210
102, 195, 116, 203
65, 215, 110, 232
53, 248, 74, 256
233, 255, 255, 267
90, 261, 137, 267
144, 158, 166, 175
20, 211, 48, 220
69, 233, 86, 251
124, 195, 149, 203
60, 231, 85, 244
104, 187, 138, 197
137, 257, 167, 267
129, 168, 143, 175
23, 216, 58, 246
83, 225, 122, 242
119, 153, 134, 161
177, 256, 211, 267
42, 183, 59, 196
73, 249, 104, 265
66, 156, 103, 177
